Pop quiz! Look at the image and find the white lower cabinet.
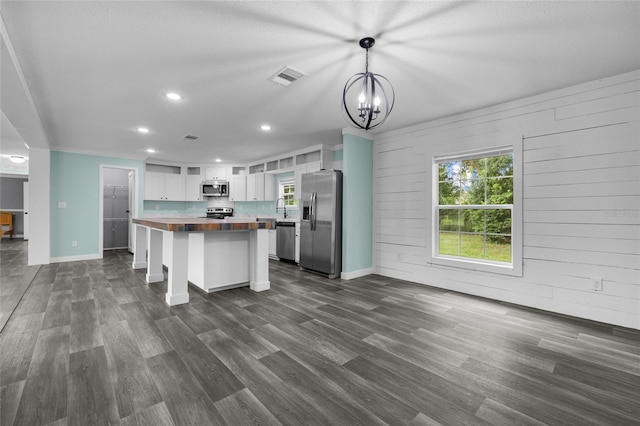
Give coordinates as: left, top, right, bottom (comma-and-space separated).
188, 232, 249, 292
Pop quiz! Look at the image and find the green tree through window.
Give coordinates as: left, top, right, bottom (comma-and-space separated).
437, 152, 513, 263
280, 182, 297, 206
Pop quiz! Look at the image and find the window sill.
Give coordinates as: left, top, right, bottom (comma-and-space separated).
431, 254, 522, 277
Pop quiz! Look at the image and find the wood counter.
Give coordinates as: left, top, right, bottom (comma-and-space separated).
132, 217, 272, 232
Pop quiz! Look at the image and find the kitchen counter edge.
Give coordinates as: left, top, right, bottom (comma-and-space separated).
133, 218, 273, 232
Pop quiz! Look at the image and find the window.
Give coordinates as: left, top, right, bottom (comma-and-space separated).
434, 147, 518, 271
279, 180, 297, 207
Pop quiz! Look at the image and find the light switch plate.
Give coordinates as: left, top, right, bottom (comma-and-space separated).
58, 201, 67, 208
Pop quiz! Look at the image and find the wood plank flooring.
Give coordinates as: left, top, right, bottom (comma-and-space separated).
1, 238, 639, 425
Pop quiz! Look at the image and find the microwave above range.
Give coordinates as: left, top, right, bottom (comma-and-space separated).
200, 181, 229, 197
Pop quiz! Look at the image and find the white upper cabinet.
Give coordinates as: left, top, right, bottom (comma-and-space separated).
205, 167, 227, 181
230, 175, 247, 201
164, 174, 185, 200
185, 167, 203, 201
246, 173, 275, 201
264, 173, 276, 200
144, 172, 165, 200
144, 164, 185, 201
246, 173, 261, 201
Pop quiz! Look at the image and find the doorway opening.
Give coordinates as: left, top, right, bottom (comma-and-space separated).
100, 166, 136, 256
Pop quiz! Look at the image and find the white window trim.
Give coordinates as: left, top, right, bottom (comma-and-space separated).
278, 178, 299, 209
431, 140, 523, 277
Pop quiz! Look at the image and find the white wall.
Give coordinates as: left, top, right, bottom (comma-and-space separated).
373, 70, 640, 329
28, 147, 50, 265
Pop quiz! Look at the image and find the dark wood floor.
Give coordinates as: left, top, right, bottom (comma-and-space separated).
1, 238, 638, 426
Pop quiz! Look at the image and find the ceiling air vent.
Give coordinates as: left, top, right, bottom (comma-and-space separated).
183, 135, 199, 140
268, 66, 307, 87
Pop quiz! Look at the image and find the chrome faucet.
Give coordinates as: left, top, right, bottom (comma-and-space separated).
276, 198, 288, 219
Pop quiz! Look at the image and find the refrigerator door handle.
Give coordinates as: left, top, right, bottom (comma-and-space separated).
314, 191, 318, 231
309, 192, 314, 230
311, 192, 317, 231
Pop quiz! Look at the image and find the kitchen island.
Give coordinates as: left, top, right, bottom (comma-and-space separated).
131, 218, 272, 306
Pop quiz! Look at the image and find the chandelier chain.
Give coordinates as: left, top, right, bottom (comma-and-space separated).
365, 48, 369, 74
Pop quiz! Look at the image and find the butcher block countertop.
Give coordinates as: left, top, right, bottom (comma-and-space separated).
133, 217, 273, 232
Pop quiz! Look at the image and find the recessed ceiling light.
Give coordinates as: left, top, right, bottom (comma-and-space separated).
137, 127, 150, 134
146, 148, 156, 153
166, 92, 182, 101
260, 124, 271, 131
10, 155, 26, 164
215, 158, 222, 163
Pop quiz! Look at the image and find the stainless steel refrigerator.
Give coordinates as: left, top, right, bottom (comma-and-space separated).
300, 169, 342, 278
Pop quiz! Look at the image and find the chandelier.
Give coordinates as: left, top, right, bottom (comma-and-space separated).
342, 37, 395, 131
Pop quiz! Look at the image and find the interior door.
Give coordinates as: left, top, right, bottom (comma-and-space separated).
103, 167, 131, 250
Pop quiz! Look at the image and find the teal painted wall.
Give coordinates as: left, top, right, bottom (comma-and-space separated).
342, 134, 373, 273
50, 151, 144, 258
142, 200, 207, 217
234, 200, 277, 215
333, 149, 343, 161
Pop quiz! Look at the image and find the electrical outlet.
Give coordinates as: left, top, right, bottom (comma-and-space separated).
592, 278, 603, 292
155, 204, 159, 210
71, 241, 78, 248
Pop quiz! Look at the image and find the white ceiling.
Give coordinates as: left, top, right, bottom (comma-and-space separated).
1, 1, 639, 165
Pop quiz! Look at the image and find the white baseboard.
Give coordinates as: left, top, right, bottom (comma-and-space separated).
165, 292, 189, 306
50, 253, 101, 263
251, 280, 271, 292
146, 273, 165, 283
340, 267, 375, 280
132, 261, 147, 269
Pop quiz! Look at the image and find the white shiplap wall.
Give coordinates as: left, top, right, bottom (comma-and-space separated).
373, 70, 640, 329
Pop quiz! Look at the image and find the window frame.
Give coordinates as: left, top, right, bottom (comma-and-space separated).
431, 142, 522, 277
278, 178, 298, 209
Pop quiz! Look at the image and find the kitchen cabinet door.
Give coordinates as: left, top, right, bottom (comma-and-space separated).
264, 173, 276, 201
294, 164, 307, 204
246, 172, 274, 201
144, 172, 165, 200
246, 174, 257, 201
254, 173, 265, 200
230, 175, 247, 201
306, 161, 321, 173
185, 174, 202, 201
164, 174, 185, 201
205, 167, 227, 181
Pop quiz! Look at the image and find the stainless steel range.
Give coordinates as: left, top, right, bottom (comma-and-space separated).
205, 207, 233, 219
